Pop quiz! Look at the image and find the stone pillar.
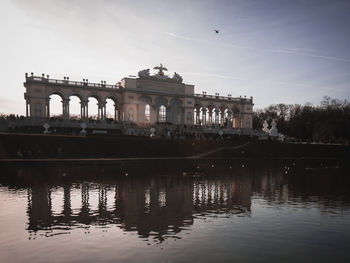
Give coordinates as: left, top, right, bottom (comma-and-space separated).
227, 110, 232, 128
45, 98, 50, 118
62, 99, 70, 120
202, 108, 207, 126
166, 106, 171, 123
215, 109, 219, 125
97, 102, 106, 120
181, 107, 185, 125
239, 115, 242, 128
80, 100, 88, 120
195, 106, 201, 125
208, 108, 213, 125
114, 105, 117, 121
103, 104, 106, 120
26, 101, 29, 117
117, 106, 121, 121
220, 109, 225, 126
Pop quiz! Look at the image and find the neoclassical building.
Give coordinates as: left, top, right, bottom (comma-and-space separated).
24, 65, 254, 129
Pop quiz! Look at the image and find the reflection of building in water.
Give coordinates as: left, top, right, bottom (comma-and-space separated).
26, 176, 252, 240
193, 176, 251, 214
27, 185, 53, 231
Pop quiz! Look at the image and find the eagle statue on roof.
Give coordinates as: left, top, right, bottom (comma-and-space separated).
153, 64, 168, 76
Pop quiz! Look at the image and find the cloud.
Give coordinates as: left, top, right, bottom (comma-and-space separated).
184, 71, 310, 89
165, 31, 350, 63
164, 32, 197, 42
184, 72, 242, 81
272, 48, 350, 63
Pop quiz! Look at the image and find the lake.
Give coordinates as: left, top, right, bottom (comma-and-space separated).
1, 161, 349, 262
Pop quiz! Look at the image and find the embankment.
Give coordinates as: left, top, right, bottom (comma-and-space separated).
0, 133, 349, 164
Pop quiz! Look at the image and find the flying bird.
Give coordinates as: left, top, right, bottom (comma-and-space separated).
214, 29, 219, 34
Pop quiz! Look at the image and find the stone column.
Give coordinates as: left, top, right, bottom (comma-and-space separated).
45, 98, 50, 118
181, 107, 185, 125
166, 106, 171, 123
116, 106, 121, 121
208, 108, 213, 125
103, 104, 106, 120
238, 117, 241, 128
220, 109, 225, 126
150, 105, 156, 124
215, 109, 219, 125
80, 100, 88, 120
195, 106, 201, 125
26, 101, 29, 117
98, 102, 106, 120
202, 108, 207, 126
227, 110, 232, 128
63, 98, 70, 120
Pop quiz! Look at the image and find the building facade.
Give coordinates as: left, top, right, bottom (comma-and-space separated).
24, 65, 254, 129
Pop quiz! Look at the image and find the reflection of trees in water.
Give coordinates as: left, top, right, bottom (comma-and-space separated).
25, 176, 252, 241
252, 166, 350, 212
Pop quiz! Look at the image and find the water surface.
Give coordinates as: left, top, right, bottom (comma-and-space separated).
1, 163, 349, 262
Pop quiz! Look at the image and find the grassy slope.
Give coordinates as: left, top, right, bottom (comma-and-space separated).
210, 141, 350, 159
0, 133, 243, 159
0, 133, 349, 159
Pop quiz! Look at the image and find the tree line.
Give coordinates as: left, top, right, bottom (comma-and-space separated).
253, 96, 350, 142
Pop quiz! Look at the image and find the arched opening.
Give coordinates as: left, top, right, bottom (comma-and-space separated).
219, 108, 228, 126
214, 108, 219, 125
159, 105, 166, 123
106, 98, 116, 121
69, 95, 81, 120
223, 109, 229, 127
203, 108, 210, 126
199, 107, 208, 126
145, 104, 151, 123
194, 105, 202, 125
88, 97, 99, 120
49, 94, 63, 119
207, 106, 214, 126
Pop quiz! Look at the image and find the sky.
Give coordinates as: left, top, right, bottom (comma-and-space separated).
1, 0, 350, 115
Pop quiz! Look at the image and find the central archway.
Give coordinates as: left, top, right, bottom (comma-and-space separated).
48, 93, 64, 119
88, 97, 99, 120
69, 95, 82, 120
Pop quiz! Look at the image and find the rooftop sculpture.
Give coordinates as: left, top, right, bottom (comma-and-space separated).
138, 64, 183, 83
